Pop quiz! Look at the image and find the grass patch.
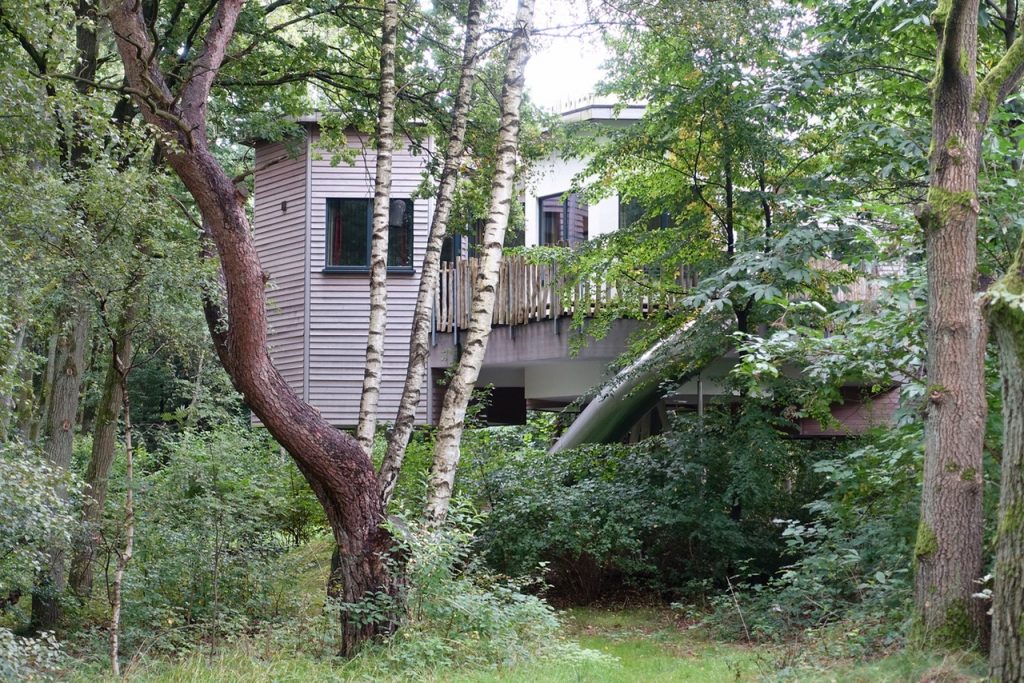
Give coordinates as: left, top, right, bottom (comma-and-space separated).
62, 607, 988, 682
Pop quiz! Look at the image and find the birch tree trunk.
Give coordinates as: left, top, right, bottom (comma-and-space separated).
107, 0, 398, 654
424, 0, 535, 525
914, 0, 1024, 645
0, 321, 27, 442
108, 362, 134, 677
356, 0, 401, 454
69, 305, 135, 597
379, 0, 483, 508
30, 301, 90, 630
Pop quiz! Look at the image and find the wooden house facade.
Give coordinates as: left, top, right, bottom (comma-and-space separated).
253, 118, 433, 427
251, 105, 898, 438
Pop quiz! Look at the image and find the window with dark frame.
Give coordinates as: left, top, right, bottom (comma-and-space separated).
538, 192, 588, 246
619, 198, 672, 230
325, 197, 414, 271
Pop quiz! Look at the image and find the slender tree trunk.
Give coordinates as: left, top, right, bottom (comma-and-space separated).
69, 306, 135, 597
32, 332, 59, 444
913, 0, 990, 645
379, 0, 483, 508
356, 0, 401, 454
0, 321, 27, 441
31, 301, 90, 630
15, 364, 35, 440
108, 365, 134, 677
424, 0, 535, 525
107, 0, 398, 654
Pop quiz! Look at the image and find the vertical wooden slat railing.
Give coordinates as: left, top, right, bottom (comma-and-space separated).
433, 255, 700, 333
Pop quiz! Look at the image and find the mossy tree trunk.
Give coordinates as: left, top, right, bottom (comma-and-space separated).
69, 304, 135, 597
914, 0, 1024, 646
914, 0, 987, 643
30, 302, 90, 630
989, 304, 1024, 680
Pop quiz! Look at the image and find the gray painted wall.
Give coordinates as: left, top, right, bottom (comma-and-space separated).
254, 138, 308, 399
253, 125, 431, 427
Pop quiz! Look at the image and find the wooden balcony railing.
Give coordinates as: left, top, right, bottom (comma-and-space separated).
431, 255, 895, 334
433, 255, 699, 333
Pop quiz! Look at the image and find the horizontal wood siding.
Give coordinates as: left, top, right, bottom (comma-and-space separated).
254, 138, 307, 399
308, 129, 430, 426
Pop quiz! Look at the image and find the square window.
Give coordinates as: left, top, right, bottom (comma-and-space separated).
619, 198, 671, 230
538, 192, 587, 246
326, 198, 414, 271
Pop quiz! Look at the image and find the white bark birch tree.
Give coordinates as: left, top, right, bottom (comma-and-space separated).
424, 0, 535, 525
356, 0, 401, 454
378, 0, 484, 508
108, 351, 135, 677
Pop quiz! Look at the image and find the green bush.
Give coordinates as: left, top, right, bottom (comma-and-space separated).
699, 424, 923, 645
463, 405, 834, 602
0, 440, 80, 617
0, 628, 62, 681
319, 512, 604, 676
98, 423, 326, 656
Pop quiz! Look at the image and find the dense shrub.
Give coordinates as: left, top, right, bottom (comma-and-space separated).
0, 628, 62, 681
302, 513, 603, 677
93, 423, 327, 656
463, 406, 837, 603
700, 424, 924, 645
0, 440, 79, 617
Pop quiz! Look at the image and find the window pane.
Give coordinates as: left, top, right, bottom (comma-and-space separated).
619, 198, 670, 231
539, 195, 563, 245
540, 193, 587, 246
327, 199, 369, 267
619, 198, 644, 229
387, 198, 414, 268
566, 193, 588, 245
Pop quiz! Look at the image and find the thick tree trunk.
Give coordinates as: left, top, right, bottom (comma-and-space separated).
69, 308, 135, 597
379, 0, 483, 508
907, 0, 1024, 655
990, 313, 1024, 681
107, 0, 398, 654
424, 0, 535, 525
913, 0, 989, 645
31, 301, 90, 630
356, 0, 400, 454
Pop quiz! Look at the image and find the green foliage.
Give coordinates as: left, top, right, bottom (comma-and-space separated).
332, 515, 603, 676
702, 424, 922, 646
0, 628, 62, 681
94, 423, 326, 656
0, 440, 80, 608
462, 406, 833, 603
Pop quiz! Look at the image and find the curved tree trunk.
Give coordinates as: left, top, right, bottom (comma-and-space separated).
379, 0, 483, 508
424, 0, 535, 525
69, 306, 135, 597
31, 301, 90, 630
106, 0, 396, 654
356, 0, 400, 454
